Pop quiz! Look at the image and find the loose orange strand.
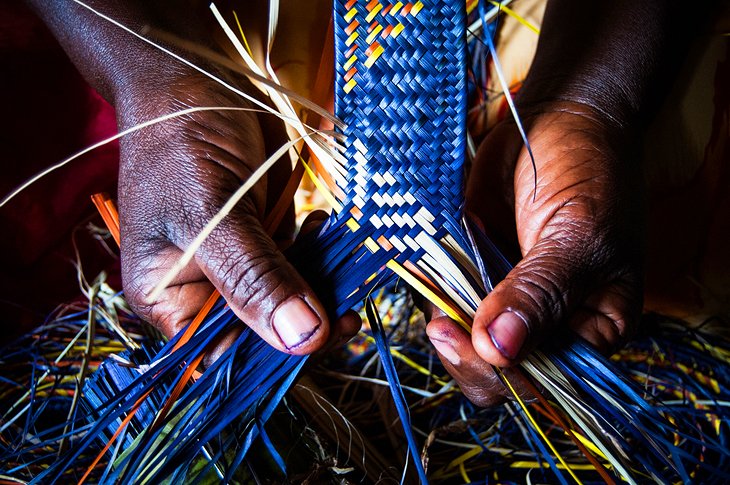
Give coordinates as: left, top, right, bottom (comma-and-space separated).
510, 369, 617, 485
85, 194, 219, 483
91, 193, 120, 245
78, 389, 153, 484
310, 17, 335, 125
309, 150, 346, 201
402, 260, 471, 325
150, 353, 206, 431
85, 168, 303, 480
301, 16, 347, 203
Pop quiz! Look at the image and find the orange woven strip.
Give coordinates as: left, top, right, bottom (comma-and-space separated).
150, 353, 206, 431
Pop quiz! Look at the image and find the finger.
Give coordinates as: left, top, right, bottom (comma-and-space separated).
426, 317, 513, 407
121, 234, 215, 339
319, 309, 362, 353
190, 205, 331, 355
471, 228, 604, 368
568, 278, 641, 354
417, 297, 445, 322
298, 210, 330, 237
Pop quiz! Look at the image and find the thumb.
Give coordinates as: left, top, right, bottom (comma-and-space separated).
192, 208, 330, 355
471, 235, 595, 367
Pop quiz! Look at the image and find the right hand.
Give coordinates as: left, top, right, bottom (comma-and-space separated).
427, 101, 644, 406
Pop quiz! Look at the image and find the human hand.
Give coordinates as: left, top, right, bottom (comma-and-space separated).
427, 101, 644, 406
116, 67, 361, 362
26, 1, 361, 363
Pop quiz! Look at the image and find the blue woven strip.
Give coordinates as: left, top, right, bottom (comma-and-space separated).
290, 0, 472, 318
334, 0, 466, 240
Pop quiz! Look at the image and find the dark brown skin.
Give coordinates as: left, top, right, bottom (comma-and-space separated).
426, 1, 694, 406
428, 103, 644, 405
27, 0, 361, 359
27, 0, 693, 404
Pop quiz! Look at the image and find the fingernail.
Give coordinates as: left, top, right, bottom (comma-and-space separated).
487, 312, 528, 360
431, 338, 461, 366
273, 297, 321, 349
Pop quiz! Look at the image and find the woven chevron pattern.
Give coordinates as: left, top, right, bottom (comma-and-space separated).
292, 0, 480, 319
334, 0, 466, 221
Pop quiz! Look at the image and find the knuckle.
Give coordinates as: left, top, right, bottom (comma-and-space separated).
121, 259, 154, 319
217, 246, 291, 313
123, 273, 188, 337
507, 260, 572, 325
121, 248, 187, 336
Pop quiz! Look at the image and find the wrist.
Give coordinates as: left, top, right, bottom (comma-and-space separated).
26, 0, 213, 114
517, 75, 642, 133
513, 0, 675, 134
514, 99, 639, 151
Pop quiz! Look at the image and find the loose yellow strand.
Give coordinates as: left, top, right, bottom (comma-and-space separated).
300, 157, 344, 213
443, 444, 483, 471
459, 461, 471, 483
466, 0, 480, 15
570, 430, 608, 462
386, 260, 470, 332
488, 0, 541, 35
498, 368, 584, 485
510, 461, 600, 471
232, 10, 254, 57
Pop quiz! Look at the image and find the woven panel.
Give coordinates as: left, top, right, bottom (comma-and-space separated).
335, 0, 465, 233
293, 0, 471, 316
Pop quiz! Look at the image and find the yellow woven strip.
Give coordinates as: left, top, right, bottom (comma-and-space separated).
301, 159, 343, 213
498, 368, 584, 485
411, 1, 425, 16
344, 53, 358, 70
365, 3, 383, 22
346, 217, 361, 232
364, 44, 385, 68
366, 24, 384, 43
385, 260, 470, 332
364, 236, 380, 252
391, 23, 405, 38
345, 7, 358, 22
344, 78, 358, 93
391, 2, 404, 15
346, 31, 359, 46
488, 0, 540, 34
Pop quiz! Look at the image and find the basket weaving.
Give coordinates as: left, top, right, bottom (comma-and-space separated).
2, 1, 730, 483
293, 0, 481, 321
